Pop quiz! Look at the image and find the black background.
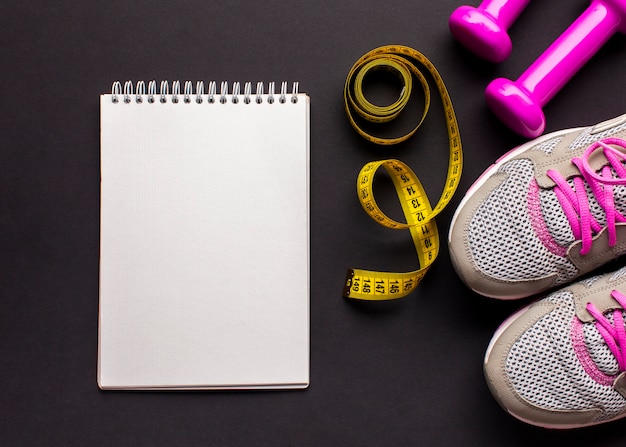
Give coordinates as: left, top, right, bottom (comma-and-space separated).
2, 1, 626, 445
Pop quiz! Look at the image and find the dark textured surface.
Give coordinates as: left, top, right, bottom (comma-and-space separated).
2, 1, 626, 445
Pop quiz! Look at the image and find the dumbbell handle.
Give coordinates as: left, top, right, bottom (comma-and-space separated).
522, 0, 625, 107
486, 0, 626, 137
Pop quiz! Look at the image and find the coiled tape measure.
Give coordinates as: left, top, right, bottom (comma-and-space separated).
342, 45, 463, 301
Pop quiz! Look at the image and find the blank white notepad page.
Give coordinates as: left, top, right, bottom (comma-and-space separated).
98, 84, 309, 389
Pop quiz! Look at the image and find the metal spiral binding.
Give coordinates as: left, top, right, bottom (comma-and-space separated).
160, 81, 169, 103
243, 82, 252, 104
291, 82, 299, 104
268, 82, 275, 104
184, 81, 193, 103
148, 80, 156, 103
110, 81, 301, 104
208, 81, 217, 103
196, 81, 204, 103
232, 82, 241, 104
219, 81, 228, 104
256, 82, 264, 104
136, 81, 145, 103
123, 81, 133, 103
171, 81, 180, 103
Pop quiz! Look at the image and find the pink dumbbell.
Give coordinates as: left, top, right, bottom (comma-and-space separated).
485, 0, 626, 138
449, 0, 532, 62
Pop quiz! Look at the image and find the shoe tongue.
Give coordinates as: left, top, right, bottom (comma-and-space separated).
539, 178, 626, 248
584, 311, 625, 376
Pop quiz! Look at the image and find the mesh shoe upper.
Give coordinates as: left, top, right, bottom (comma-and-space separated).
449, 113, 626, 299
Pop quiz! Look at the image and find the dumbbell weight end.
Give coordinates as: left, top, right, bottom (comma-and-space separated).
485, 78, 546, 138
449, 6, 513, 63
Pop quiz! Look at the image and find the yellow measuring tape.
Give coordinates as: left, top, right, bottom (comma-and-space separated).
342, 45, 463, 300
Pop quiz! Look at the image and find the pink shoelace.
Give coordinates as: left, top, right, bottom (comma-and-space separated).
547, 138, 626, 256
586, 290, 626, 372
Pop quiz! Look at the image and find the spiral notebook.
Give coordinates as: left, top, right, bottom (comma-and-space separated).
98, 80, 310, 390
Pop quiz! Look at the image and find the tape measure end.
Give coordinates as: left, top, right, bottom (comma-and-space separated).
342, 269, 355, 297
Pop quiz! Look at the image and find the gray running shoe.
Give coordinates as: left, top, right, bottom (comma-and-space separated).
484, 267, 626, 428
449, 114, 626, 299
